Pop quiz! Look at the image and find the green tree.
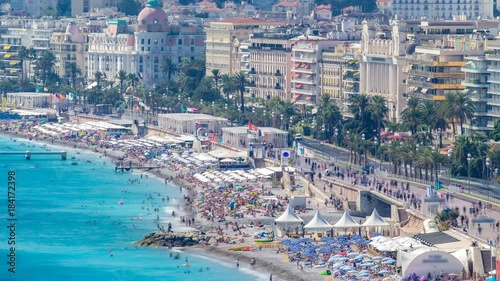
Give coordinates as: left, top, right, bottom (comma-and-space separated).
444, 92, 476, 136
492, 119, 500, 141
68, 62, 82, 91
34, 50, 56, 87
232, 72, 247, 115
18, 46, 28, 82
126, 73, 140, 92
117, 0, 141, 16
368, 95, 388, 146
211, 69, 222, 97
400, 96, 422, 135
116, 70, 128, 94
317, 95, 341, 141
56, 0, 71, 17
221, 74, 235, 101
162, 56, 178, 82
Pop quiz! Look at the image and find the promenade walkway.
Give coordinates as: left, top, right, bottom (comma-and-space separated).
293, 155, 500, 246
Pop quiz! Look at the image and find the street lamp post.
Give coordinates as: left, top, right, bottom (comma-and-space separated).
438, 128, 443, 149
486, 157, 491, 204
467, 153, 472, 194
361, 133, 365, 166
211, 101, 215, 115
374, 137, 379, 170
447, 149, 453, 187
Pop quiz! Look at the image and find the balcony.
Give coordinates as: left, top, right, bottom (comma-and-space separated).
293, 77, 315, 84
486, 53, 500, 61
292, 88, 315, 95
343, 65, 359, 71
275, 72, 281, 76
408, 80, 465, 89
408, 69, 465, 79
462, 79, 489, 87
293, 56, 317, 63
343, 77, 360, 82
292, 67, 315, 74
461, 66, 488, 73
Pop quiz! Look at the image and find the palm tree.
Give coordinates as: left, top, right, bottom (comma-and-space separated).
368, 95, 388, 146
162, 56, 178, 82
18, 46, 28, 82
211, 69, 222, 97
126, 73, 139, 91
94, 71, 106, 89
232, 72, 247, 114
446, 92, 476, 136
349, 94, 371, 127
68, 62, 82, 91
401, 97, 422, 135
221, 74, 235, 101
116, 70, 128, 94
34, 50, 56, 87
318, 95, 341, 140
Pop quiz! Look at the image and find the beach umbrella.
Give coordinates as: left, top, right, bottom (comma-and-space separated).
359, 272, 370, 277
347, 252, 359, 257
372, 256, 383, 260
382, 261, 395, 265
378, 270, 391, 275
347, 270, 358, 274
382, 257, 392, 261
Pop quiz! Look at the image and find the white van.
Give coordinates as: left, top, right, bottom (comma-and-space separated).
295, 134, 302, 140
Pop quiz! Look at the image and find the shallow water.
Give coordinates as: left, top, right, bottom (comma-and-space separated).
0, 137, 263, 281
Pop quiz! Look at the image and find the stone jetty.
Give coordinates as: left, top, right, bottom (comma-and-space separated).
136, 231, 207, 247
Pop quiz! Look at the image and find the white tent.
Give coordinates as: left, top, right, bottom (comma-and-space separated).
362, 209, 389, 227
304, 210, 332, 232
275, 205, 303, 224
333, 210, 360, 228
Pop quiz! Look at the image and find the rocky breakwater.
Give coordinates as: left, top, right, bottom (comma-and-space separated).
136, 231, 207, 247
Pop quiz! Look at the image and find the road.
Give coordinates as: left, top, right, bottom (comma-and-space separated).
299, 137, 500, 200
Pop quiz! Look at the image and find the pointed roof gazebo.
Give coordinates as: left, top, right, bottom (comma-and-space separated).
304, 210, 332, 232
362, 209, 389, 227
333, 210, 360, 228
275, 205, 303, 224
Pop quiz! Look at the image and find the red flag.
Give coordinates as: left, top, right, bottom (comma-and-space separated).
248, 122, 258, 131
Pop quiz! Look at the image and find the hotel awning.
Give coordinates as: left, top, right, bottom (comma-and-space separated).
3, 45, 11, 50
305, 74, 312, 78
303, 63, 310, 69
293, 72, 300, 78
9, 69, 17, 73
294, 94, 300, 99
4, 54, 11, 58
305, 96, 312, 101
294, 62, 300, 67
295, 83, 303, 88
9, 61, 18, 65
421, 88, 428, 94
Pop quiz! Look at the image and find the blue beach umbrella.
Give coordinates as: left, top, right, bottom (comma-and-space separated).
378, 270, 391, 275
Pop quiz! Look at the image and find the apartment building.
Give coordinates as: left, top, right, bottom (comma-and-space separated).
462, 56, 490, 134
247, 33, 294, 101
71, 0, 119, 16
50, 22, 88, 82
486, 43, 500, 129
391, 0, 494, 20
406, 38, 484, 103
291, 36, 339, 105
205, 18, 286, 75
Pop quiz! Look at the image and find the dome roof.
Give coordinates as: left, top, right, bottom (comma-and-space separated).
137, 0, 168, 32
65, 21, 79, 35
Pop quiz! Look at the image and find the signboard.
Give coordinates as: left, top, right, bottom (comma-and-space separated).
282, 150, 290, 158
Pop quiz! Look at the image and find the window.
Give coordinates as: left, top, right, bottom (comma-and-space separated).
190, 46, 194, 52
139, 57, 143, 63
154, 38, 158, 45
164, 19, 168, 24
154, 65, 159, 72
141, 19, 146, 24
191, 38, 194, 45
141, 39, 144, 44
148, 39, 150, 44
178, 39, 182, 45
139, 65, 143, 72
154, 19, 158, 24
154, 57, 159, 63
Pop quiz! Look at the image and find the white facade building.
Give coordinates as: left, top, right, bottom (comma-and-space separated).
360, 21, 408, 122
87, 0, 205, 86
391, 0, 494, 20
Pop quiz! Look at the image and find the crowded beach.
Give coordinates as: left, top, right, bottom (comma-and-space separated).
0, 118, 497, 281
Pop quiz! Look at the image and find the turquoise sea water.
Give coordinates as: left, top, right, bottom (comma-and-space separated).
0, 137, 263, 281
